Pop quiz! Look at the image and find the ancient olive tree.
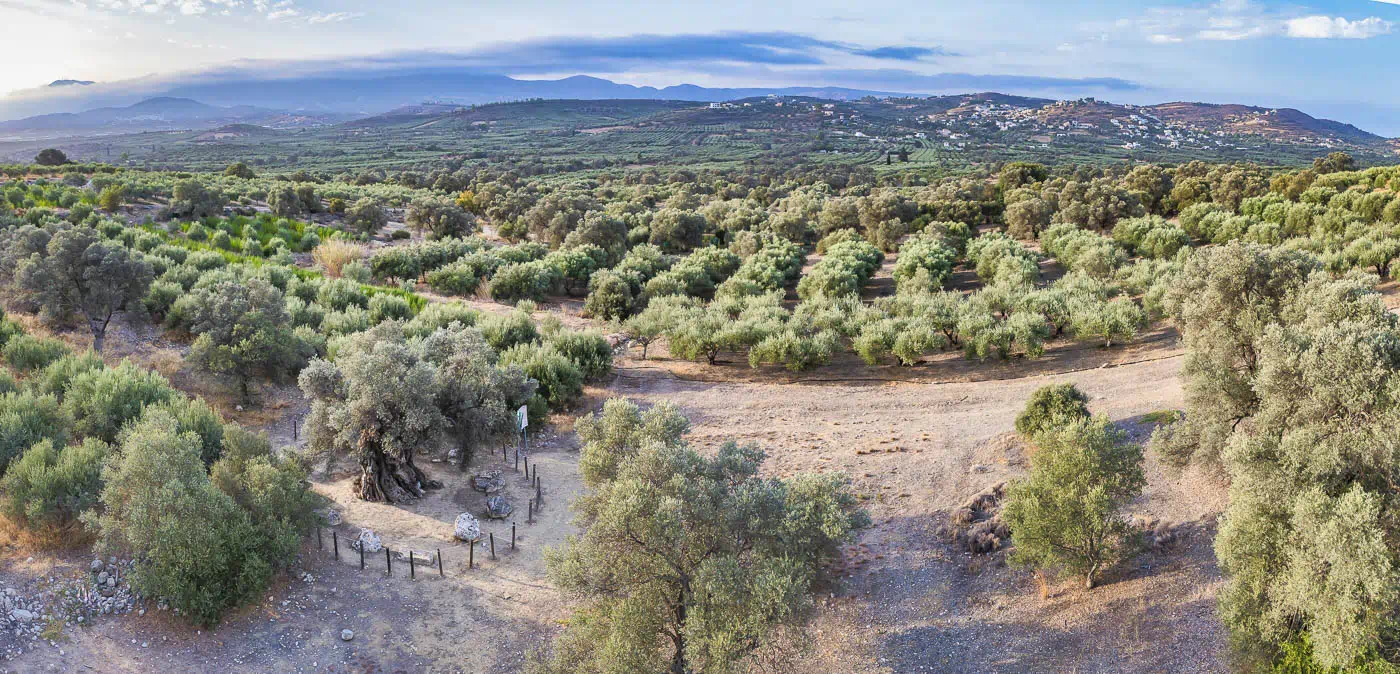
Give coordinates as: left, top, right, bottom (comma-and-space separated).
300, 321, 536, 501
537, 399, 867, 674
1004, 415, 1144, 589
15, 226, 153, 353
299, 322, 446, 502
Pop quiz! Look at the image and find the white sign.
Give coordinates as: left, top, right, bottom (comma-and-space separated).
517, 405, 529, 431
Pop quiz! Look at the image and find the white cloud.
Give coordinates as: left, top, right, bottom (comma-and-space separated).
307, 11, 361, 24
1114, 1, 1394, 43
1285, 16, 1392, 39
266, 7, 297, 19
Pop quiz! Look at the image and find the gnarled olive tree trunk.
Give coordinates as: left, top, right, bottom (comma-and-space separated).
355, 429, 438, 503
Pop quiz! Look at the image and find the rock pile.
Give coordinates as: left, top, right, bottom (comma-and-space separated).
0, 557, 142, 662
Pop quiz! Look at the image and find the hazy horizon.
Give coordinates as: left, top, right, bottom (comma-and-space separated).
5, 1, 1400, 133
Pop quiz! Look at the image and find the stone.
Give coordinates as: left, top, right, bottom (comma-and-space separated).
340, 629, 354, 642
472, 470, 505, 494
89, 560, 104, 573
106, 577, 116, 589
395, 549, 435, 566
453, 513, 482, 542
353, 530, 382, 554
320, 509, 343, 526
485, 495, 513, 520
10, 610, 35, 622
97, 572, 109, 585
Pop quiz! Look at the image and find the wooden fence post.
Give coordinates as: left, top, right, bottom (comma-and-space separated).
511, 523, 516, 550
437, 548, 443, 577
490, 533, 496, 560
385, 548, 392, 576
469, 540, 475, 569
410, 551, 415, 580
332, 531, 339, 560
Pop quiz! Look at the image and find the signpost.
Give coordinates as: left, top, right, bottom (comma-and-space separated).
517, 405, 528, 456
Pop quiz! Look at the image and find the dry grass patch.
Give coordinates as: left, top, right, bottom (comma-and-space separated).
312, 240, 365, 278
0, 515, 93, 552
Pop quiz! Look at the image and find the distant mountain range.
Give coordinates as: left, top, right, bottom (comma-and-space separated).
0, 97, 350, 139
1, 70, 904, 121
0, 72, 1393, 155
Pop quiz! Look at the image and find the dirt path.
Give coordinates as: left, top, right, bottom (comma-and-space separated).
606, 346, 1227, 673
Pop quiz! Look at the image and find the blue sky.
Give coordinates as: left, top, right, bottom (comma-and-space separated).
4, 0, 1400, 133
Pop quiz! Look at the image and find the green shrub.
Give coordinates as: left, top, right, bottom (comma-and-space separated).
3, 334, 71, 372
317, 278, 369, 312
31, 352, 104, 400
144, 280, 184, 318
893, 237, 958, 292
91, 411, 307, 627
186, 250, 227, 271
583, 270, 634, 321
403, 302, 481, 338
63, 361, 175, 443
547, 329, 613, 380
488, 261, 558, 303
1015, 382, 1092, 439
747, 329, 839, 371
425, 262, 482, 296
797, 240, 883, 299
0, 318, 22, 350
479, 309, 538, 351
0, 391, 71, 475
500, 342, 583, 408
368, 294, 413, 324
320, 307, 371, 336
1003, 416, 1144, 589
153, 397, 225, 466
1, 438, 107, 530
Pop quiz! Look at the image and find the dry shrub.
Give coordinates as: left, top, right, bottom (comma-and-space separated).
948, 482, 1010, 554
0, 515, 92, 551
312, 240, 366, 278
1034, 569, 1050, 600
140, 347, 185, 380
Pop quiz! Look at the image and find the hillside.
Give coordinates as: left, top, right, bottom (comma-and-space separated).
6, 93, 1395, 172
